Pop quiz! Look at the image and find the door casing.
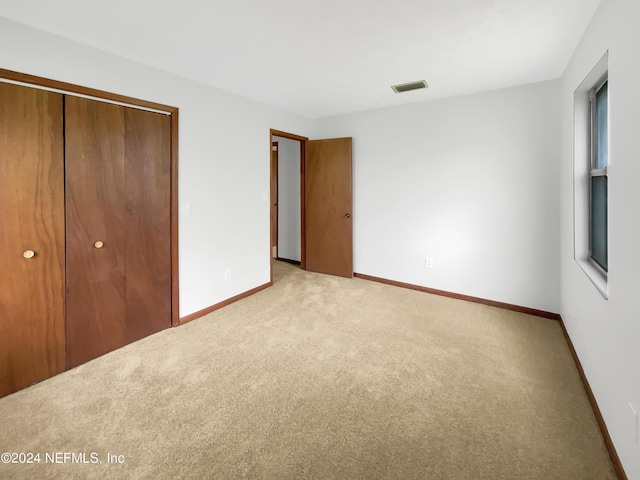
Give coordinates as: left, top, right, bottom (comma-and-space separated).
271, 141, 279, 258
270, 129, 307, 282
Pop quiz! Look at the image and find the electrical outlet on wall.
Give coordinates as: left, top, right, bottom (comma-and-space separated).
224, 268, 232, 281
425, 257, 434, 269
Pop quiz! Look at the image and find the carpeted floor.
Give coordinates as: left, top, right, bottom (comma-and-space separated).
0, 261, 616, 479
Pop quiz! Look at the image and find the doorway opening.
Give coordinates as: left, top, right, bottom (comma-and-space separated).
270, 129, 307, 283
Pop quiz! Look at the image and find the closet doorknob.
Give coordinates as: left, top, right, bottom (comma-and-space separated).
94, 241, 104, 249
22, 250, 35, 259
344, 213, 351, 218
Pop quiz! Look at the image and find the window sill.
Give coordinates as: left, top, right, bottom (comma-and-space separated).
576, 258, 608, 300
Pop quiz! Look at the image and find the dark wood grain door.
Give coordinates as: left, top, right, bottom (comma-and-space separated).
305, 137, 353, 278
65, 97, 171, 368
65, 96, 127, 368
0, 83, 66, 397
123, 107, 171, 342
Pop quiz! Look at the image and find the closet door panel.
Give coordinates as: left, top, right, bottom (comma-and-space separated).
124, 108, 171, 339
65, 96, 127, 368
0, 83, 65, 396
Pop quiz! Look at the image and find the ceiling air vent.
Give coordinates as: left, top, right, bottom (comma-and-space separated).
391, 80, 428, 94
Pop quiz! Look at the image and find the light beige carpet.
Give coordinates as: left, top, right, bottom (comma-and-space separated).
0, 261, 616, 479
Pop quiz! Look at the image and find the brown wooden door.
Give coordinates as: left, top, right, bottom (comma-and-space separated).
0, 83, 66, 397
123, 107, 172, 341
65, 96, 171, 368
271, 142, 278, 257
65, 97, 127, 367
305, 137, 353, 277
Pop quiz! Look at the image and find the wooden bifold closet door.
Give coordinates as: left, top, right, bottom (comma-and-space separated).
65, 96, 171, 368
0, 81, 172, 397
0, 83, 66, 397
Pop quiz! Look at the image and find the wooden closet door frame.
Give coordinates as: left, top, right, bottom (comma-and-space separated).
0, 68, 181, 327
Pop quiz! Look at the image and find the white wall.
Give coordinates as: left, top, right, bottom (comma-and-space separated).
273, 136, 301, 262
0, 17, 312, 317
313, 81, 561, 313
559, 0, 640, 478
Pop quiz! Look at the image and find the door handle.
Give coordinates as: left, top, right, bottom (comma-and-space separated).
23, 250, 36, 259
344, 213, 351, 218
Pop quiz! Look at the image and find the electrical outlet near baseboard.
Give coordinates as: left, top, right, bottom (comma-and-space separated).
224, 268, 232, 281
425, 257, 434, 269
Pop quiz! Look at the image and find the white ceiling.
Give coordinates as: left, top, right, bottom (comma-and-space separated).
0, 0, 601, 118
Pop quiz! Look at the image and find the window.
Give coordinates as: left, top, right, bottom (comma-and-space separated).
573, 51, 608, 298
589, 79, 608, 272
